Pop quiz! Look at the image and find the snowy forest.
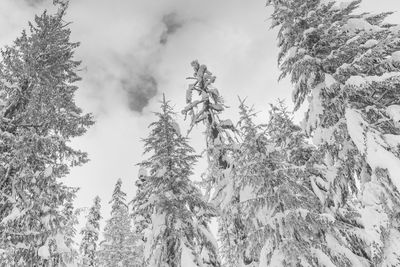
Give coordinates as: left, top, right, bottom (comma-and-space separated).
1, 0, 400, 266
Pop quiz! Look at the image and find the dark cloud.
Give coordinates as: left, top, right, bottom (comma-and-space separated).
122, 73, 158, 112
160, 12, 184, 45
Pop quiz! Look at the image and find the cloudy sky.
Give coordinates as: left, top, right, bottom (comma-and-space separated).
1, 0, 400, 227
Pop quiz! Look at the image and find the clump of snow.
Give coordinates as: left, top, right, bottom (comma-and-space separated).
362, 39, 378, 48
386, 105, 400, 127
138, 167, 147, 177
220, 119, 234, 129
38, 244, 50, 259
286, 46, 299, 60
43, 166, 53, 178
343, 18, 381, 33
239, 185, 254, 203
171, 121, 181, 136
324, 74, 336, 88
54, 233, 70, 253
155, 166, 167, 177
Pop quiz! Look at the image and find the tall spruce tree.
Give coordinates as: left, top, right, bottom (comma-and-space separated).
132, 95, 220, 266
0, 2, 93, 265
58, 198, 83, 266
235, 100, 358, 266
182, 61, 245, 266
98, 179, 140, 267
129, 168, 149, 265
267, 0, 400, 265
80, 196, 102, 267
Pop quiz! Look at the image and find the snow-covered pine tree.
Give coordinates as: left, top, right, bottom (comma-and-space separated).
133, 95, 220, 266
182, 61, 245, 266
267, 0, 400, 264
0, 2, 93, 265
129, 168, 149, 265
58, 197, 83, 266
235, 100, 359, 266
98, 179, 140, 267
80, 196, 102, 267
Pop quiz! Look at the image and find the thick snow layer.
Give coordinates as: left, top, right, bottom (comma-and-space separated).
346, 72, 400, 87
269, 250, 285, 267
303, 82, 324, 134
357, 189, 389, 257
325, 234, 367, 266
258, 240, 272, 267
391, 51, 400, 62
312, 248, 335, 267
310, 175, 326, 204
144, 212, 166, 260
312, 125, 336, 146
239, 185, 254, 203
199, 225, 218, 250
181, 243, 198, 267
382, 229, 400, 265
343, 19, 381, 33
324, 74, 336, 88
345, 109, 400, 192
54, 233, 70, 253
1, 207, 22, 224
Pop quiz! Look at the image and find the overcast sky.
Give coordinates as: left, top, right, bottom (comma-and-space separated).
1, 0, 400, 230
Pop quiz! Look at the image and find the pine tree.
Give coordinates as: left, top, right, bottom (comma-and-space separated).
58, 198, 83, 266
98, 179, 140, 267
0, 2, 93, 265
182, 61, 244, 266
129, 168, 149, 265
132, 95, 220, 266
267, 0, 400, 264
234, 101, 340, 266
80, 196, 102, 267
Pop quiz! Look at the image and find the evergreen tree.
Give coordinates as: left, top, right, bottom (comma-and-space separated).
58, 198, 83, 266
0, 2, 93, 265
267, 0, 400, 264
234, 101, 341, 266
98, 179, 140, 267
80, 196, 102, 266
133, 95, 220, 266
182, 61, 244, 266
129, 168, 149, 265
